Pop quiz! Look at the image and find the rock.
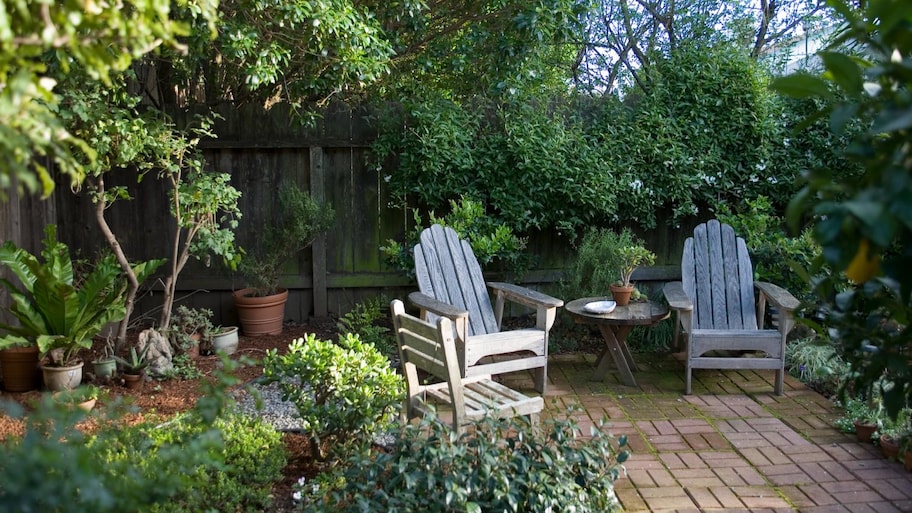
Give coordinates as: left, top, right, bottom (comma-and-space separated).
139, 328, 173, 378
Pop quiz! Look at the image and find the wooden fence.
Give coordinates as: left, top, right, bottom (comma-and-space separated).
1, 103, 692, 327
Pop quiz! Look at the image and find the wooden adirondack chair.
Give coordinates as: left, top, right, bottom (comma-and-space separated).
663, 219, 800, 395
410, 224, 564, 394
391, 299, 544, 435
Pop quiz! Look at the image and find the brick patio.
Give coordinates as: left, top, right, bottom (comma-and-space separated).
503, 352, 912, 513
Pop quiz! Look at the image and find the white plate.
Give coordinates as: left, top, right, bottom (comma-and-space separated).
583, 300, 616, 314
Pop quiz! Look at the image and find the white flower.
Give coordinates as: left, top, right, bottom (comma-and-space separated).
755, 161, 767, 171
783, 138, 790, 147
293, 491, 303, 501
629, 179, 643, 191
749, 175, 759, 183
767, 176, 779, 184
383, 175, 391, 183
297, 477, 307, 486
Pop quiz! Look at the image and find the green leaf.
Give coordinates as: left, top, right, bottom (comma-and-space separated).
770, 75, 832, 99
820, 52, 863, 95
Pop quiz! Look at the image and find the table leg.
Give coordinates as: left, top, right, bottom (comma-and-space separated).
594, 324, 638, 387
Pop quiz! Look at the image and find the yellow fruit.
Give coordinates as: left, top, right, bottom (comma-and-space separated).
846, 238, 880, 283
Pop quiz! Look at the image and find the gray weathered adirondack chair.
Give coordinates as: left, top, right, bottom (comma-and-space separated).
391, 299, 543, 435
663, 219, 800, 395
410, 224, 564, 394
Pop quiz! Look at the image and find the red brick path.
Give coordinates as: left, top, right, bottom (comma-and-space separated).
502, 353, 912, 513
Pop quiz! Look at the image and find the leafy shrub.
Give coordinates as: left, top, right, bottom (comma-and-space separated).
299, 410, 628, 512
559, 227, 647, 300
716, 195, 818, 303
833, 396, 882, 434
380, 196, 530, 278
164, 353, 203, 380
784, 337, 847, 397
336, 296, 394, 358
262, 333, 403, 460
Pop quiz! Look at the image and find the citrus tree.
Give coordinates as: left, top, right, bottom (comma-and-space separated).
772, 0, 912, 418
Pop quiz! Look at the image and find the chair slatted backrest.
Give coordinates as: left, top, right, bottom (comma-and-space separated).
391, 300, 465, 416
681, 220, 757, 331
414, 225, 499, 337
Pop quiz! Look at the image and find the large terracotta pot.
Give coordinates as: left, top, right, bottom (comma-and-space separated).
232, 288, 288, 336
0, 346, 40, 392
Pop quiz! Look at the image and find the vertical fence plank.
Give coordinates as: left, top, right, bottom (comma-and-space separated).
310, 146, 328, 318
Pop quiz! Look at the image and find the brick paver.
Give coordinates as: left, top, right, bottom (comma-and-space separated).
543, 353, 912, 512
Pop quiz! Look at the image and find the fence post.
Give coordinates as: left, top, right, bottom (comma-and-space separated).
310, 146, 328, 318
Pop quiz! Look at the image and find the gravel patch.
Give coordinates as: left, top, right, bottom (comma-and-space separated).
232, 379, 397, 448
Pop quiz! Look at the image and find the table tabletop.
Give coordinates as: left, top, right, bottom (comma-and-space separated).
565, 297, 670, 326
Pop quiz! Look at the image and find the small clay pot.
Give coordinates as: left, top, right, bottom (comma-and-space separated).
880, 434, 900, 461
123, 373, 144, 391
854, 420, 877, 443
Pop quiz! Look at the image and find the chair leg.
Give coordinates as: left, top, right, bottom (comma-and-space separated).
774, 368, 784, 396
685, 365, 693, 395
534, 366, 546, 395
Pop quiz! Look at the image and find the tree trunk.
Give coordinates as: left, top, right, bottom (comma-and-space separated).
92, 176, 140, 353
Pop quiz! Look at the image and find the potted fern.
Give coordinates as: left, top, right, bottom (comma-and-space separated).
233, 184, 333, 336
0, 226, 158, 391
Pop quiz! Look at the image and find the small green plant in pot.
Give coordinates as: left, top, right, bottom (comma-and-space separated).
233, 184, 334, 336
114, 344, 150, 390
0, 226, 158, 391
92, 338, 117, 380
608, 230, 655, 306
167, 305, 214, 359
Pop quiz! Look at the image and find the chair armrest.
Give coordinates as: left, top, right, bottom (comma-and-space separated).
407, 292, 469, 320
487, 282, 564, 309
755, 282, 800, 313
663, 282, 693, 312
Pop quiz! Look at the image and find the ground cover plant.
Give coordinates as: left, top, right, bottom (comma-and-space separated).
299, 411, 629, 512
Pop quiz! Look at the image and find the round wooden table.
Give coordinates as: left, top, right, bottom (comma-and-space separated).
565, 297, 670, 387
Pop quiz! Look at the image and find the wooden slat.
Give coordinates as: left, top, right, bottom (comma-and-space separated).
706, 220, 728, 328
692, 223, 712, 329
736, 238, 758, 329
720, 222, 743, 329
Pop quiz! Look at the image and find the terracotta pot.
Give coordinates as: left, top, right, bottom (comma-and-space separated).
184, 335, 199, 360
232, 288, 288, 336
0, 346, 40, 392
905, 451, 912, 472
41, 361, 84, 391
211, 326, 239, 355
610, 284, 635, 306
854, 420, 877, 443
880, 434, 900, 461
123, 373, 144, 391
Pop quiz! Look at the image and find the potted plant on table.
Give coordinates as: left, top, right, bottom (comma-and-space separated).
608, 230, 656, 306
0, 226, 146, 391
233, 184, 333, 336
